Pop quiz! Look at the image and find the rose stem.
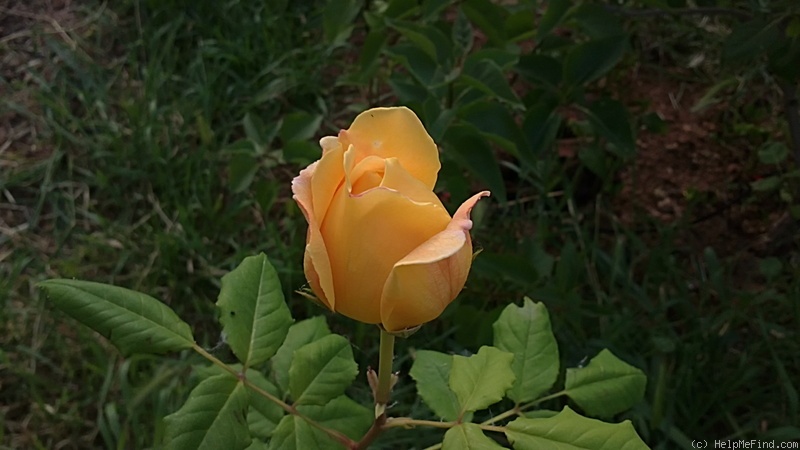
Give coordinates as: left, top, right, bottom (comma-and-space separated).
375, 328, 396, 414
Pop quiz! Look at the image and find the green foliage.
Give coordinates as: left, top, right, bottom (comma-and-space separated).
217, 253, 294, 368
493, 298, 559, 403
40, 252, 648, 449
505, 407, 649, 450
450, 346, 516, 415
356, 0, 636, 207
37, 279, 194, 356
288, 335, 358, 406
163, 373, 251, 450
271, 317, 331, 394
564, 349, 647, 419
443, 423, 505, 449
409, 350, 463, 421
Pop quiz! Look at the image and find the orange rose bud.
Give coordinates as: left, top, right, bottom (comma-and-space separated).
291, 107, 489, 332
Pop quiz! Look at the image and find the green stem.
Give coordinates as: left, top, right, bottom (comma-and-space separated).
191, 343, 355, 448
480, 390, 568, 426
375, 329, 396, 406
384, 417, 505, 433
521, 390, 567, 409
480, 405, 521, 426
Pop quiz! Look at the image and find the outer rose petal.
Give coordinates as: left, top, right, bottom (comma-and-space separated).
311, 142, 346, 224
291, 161, 336, 310
321, 160, 451, 324
380, 191, 490, 332
339, 107, 440, 190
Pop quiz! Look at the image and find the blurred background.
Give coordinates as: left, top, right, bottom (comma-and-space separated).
2, 0, 799, 448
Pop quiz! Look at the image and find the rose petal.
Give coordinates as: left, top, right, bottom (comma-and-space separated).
380, 191, 490, 331
321, 167, 452, 324
291, 162, 336, 310
339, 107, 440, 190
311, 144, 346, 224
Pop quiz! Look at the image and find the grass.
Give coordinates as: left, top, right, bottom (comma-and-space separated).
2, 0, 799, 449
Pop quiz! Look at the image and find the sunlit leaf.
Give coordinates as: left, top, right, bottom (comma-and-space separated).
246, 370, 284, 439
268, 416, 330, 450
493, 299, 559, 403
289, 335, 358, 405
163, 374, 250, 450
410, 350, 461, 420
38, 279, 194, 356
505, 406, 649, 450
450, 346, 515, 414
272, 316, 331, 393
217, 253, 293, 368
297, 395, 372, 441
564, 349, 646, 418
443, 423, 506, 449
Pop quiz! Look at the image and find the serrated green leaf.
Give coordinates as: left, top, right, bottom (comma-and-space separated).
38, 279, 194, 356
272, 316, 331, 393
443, 124, 507, 202
246, 370, 284, 439
268, 416, 330, 450
564, 349, 646, 418
248, 409, 276, 441
443, 423, 506, 449
163, 374, 250, 450
297, 395, 372, 441
564, 34, 628, 86
493, 299, 559, 403
410, 350, 461, 420
289, 334, 358, 405
245, 439, 268, 450
217, 253, 293, 368
506, 406, 649, 450
582, 98, 635, 158
450, 346, 515, 414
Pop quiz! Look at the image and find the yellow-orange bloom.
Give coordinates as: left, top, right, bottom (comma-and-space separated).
291, 107, 489, 332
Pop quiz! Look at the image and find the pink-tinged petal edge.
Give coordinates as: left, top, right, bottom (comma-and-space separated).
291, 163, 336, 311
380, 191, 490, 331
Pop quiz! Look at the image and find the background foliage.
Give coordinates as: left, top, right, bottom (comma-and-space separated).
2, 0, 799, 448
